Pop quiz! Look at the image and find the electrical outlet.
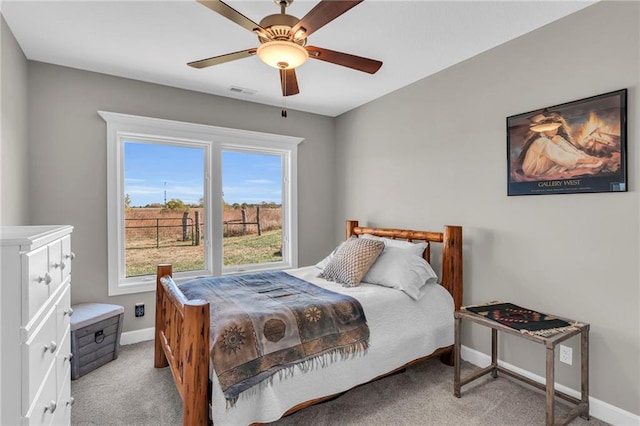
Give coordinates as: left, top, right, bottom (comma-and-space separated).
135, 303, 145, 317
559, 345, 572, 365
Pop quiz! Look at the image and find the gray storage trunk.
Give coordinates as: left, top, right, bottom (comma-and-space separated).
70, 303, 124, 380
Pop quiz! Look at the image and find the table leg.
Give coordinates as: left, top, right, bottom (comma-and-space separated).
545, 345, 555, 426
454, 316, 461, 397
581, 329, 590, 419
491, 328, 498, 378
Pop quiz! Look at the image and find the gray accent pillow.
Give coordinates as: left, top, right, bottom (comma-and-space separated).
320, 236, 385, 287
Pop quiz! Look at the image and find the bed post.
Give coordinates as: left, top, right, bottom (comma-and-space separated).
155, 264, 171, 368
181, 300, 210, 426
440, 226, 462, 366
346, 220, 358, 238
441, 225, 463, 311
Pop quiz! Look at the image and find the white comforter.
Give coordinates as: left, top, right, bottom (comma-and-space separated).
209, 266, 454, 425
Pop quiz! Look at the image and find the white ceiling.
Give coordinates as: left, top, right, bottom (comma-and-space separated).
2, 0, 595, 117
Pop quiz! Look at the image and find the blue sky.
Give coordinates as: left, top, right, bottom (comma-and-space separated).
124, 142, 282, 207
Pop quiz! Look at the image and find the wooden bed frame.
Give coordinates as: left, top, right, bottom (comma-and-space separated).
154, 220, 463, 425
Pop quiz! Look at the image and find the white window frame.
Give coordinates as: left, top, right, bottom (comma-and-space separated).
99, 111, 303, 296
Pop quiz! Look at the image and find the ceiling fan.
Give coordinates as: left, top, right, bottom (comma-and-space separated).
188, 0, 383, 98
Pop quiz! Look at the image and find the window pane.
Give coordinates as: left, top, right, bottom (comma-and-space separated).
222, 151, 282, 267
124, 141, 205, 277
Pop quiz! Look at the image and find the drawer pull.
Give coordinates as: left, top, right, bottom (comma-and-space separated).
64, 353, 73, 362
64, 252, 76, 260
66, 397, 75, 407
37, 272, 52, 285
44, 401, 57, 413
54, 260, 66, 270
64, 307, 74, 317
43, 341, 57, 353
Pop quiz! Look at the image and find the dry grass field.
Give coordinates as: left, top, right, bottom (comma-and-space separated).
125, 206, 282, 276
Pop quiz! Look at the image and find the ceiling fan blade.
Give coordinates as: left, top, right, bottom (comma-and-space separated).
290, 0, 363, 40
197, 0, 270, 39
188, 48, 257, 68
280, 69, 300, 96
306, 46, 382, 74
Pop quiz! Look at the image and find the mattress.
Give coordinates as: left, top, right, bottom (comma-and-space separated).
208, 265, 455, 425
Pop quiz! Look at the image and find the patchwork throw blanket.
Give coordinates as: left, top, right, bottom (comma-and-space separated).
179, 271, 369, 403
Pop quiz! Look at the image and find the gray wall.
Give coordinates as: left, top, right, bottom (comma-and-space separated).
25, 62, 336, 332
1, 15, 29, 225
335, 1, 639, 416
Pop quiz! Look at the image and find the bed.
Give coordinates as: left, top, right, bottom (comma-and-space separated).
154, 220, 463, 425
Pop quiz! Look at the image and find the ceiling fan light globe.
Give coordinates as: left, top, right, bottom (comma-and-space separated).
257, 41, 309, 70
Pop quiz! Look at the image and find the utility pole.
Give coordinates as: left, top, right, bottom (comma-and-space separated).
164, 181, 167, 205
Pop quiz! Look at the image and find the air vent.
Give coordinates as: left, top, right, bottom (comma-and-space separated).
229, 86, 257, 95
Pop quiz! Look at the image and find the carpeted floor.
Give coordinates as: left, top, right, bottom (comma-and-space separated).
71, 341, 608, 425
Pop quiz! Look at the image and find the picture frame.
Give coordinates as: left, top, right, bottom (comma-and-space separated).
507, 89, 627, 196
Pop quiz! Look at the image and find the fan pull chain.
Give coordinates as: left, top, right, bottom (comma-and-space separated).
281, 70, 288, 118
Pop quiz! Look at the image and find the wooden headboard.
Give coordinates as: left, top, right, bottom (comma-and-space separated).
346, 220, 463, 310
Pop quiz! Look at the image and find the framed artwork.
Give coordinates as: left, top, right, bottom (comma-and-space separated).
507, 89, 627, 196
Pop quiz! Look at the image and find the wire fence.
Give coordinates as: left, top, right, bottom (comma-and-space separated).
125, 212, 202, 249
124, 207, 282, 249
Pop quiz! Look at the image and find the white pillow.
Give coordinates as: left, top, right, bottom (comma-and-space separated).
362, 247, 438, 300
360, 234, 428, 257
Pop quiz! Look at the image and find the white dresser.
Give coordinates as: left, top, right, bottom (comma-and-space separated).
1, 225, 75, 426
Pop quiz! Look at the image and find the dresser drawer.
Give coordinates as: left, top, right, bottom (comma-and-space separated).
23, 306, 58, 411
23, 245, 51, 325
51, 372, 72, 426
24, 363, 57, 425
47, 239, 64, 296
60, 235, 72, 283
55, 326, 71, 398
55, 284, 72, 341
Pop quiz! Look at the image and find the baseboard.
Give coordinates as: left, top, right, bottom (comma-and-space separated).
461, 345, 639, 426
120, 327, 155, 345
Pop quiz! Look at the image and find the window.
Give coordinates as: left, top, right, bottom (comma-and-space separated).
123, 140, 207, 278
222, 150, 284, 271
100, 111, 303, 295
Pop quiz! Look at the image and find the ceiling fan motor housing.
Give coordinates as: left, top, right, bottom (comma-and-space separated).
258, 14, 305, 45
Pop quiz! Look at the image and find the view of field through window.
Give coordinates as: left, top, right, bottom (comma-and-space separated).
124, 142, 283, 277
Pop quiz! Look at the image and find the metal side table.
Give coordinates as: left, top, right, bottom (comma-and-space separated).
453, 302, 589, 426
